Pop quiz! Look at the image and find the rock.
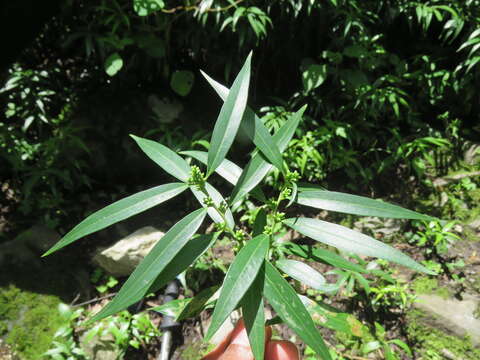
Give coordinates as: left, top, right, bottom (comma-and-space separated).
413, 293, 480, 346
0, 225, 60, 267
79, 332, 122, 360
468, 218, 480, 232
93, 226, 164, 276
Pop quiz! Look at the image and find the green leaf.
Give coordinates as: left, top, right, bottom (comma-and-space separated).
242, 270, 266, 360
302, 64, 327, 92
206, 234, 269, 340
89, 208, 207, 322
229, 105, 307, 205
190, 182, 235, 229
170, 70, 194, 96
253, 208, 267, 236
282, 243, 367, 273
152, 285, 218, 320
276, 259, 337, 292
43, 183, 188, 256
131, 135, 191, 182
201, 71, 284, 171
263, 261, 331, 360
299, 295, 364, 337
152, 298, 190, 318
296, 187, 435, 220
207, 53, 252, 177
178, 285, 219, 321
283, 218, 434, 274
133, 0, 165, 16
148, 233, 218, 294
105, 53, 123, 76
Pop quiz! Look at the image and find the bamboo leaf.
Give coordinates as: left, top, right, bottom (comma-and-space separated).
207, 53, 252, 177
284, 218, 434, 274
206, 234, 269, 340
282, 243, 367, 274
242, 270, 266, 360
130, 135, 191, 182
89, 208, 207, 322
263, 261, 331, 360
201, 71, 284, 171
230, 105, 307, 205
43, 183, 188, 256
296, 187, 435, 220
190, 182, 235, 229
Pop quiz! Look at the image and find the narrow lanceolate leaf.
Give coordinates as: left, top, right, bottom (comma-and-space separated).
178, 285, 219, 321
201, 71, 284, 171
181, 150, 267, 203
148, 233, 218, 294
206, 234, 269, 340
242, 271, 266, 360
296, 186, 435, 220
230, 105, 307, 205
253, 208, 267, 236
283, 243, 367, 273
152, 285, 219, 321
43, 183, 188, 256
90, 208, 207, 322
276, 259, 337, 292
207, 53, 251, 177
190, 182, 235, 229
263, 262, 331, 360
131, 135, 191, 182
284, 218, 434, 275
299, 295, 364, 337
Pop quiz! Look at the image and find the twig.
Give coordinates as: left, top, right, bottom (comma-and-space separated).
71, 293, 117, 308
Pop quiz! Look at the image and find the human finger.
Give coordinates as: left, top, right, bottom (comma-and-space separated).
265, 340, 300, 360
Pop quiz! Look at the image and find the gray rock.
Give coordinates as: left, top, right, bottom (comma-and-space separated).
79, 332, 122, 360
0, 225, 60, 266
93, 226, 164, 276
413, 293, 480, 346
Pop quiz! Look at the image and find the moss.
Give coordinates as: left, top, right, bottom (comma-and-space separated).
407, 310, 480, 360
412, 277, 451, 299
179, 341, 214, 360
0, 284, 64, 359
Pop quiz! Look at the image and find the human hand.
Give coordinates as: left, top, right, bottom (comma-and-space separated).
202, 318, 299, 360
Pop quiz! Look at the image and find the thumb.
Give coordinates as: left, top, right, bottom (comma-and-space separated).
266, 340, 300, 360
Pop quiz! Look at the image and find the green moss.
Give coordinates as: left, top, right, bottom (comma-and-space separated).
179, 342, 214, 360
407, 310, 480, 360
412, 277, 451, 299
0, 284, 64, 359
